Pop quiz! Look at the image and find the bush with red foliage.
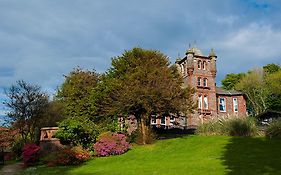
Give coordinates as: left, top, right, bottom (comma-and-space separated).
45, 146, 91, 166
22, 143, 41, 167
93, 132, 130, 157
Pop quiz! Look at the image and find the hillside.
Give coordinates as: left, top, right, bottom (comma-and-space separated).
20, 136, 281, 175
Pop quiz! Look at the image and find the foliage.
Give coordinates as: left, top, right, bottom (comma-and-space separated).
4, 80, 49, 143
56, 67, 99, 122
226, 118, 257, 136
236, 68, 268, 116
55, 117, 99, 148
44, 146, 91, 166
22, 143, 41, 167
98, 48, 196, 144
265, 119, 281, 138
40, 100, 65, 127
221, 73, 245, 90
93, 132, 130, 157
12, 138, 27, 158
263, 63, 280, 75
0, 128, 17, 151
196, 117, 257, 136
221, 64, 281, 114
265, 70, 281, 111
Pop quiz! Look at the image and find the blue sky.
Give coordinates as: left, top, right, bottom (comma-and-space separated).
0, 0, 281, 123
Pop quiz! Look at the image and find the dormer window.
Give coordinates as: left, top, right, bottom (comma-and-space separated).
197, 77, 201, 86
198, 60, 202, 69
203, 78, 207, 87
203, 61, 206, 70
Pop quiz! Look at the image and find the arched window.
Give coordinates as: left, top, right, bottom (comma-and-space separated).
198, 95, 202, 109
203, 78, 207, 87
197, 77, 201, 86
203, 61, 206, 70
204, 96, 208, 109
198, 60, 202, 69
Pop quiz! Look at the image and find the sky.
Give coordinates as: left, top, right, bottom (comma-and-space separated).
0, 0, 281, 124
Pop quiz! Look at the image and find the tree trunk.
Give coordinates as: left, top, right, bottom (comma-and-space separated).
140, 115, 147, 145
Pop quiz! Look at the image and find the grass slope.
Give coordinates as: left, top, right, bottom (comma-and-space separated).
19, 136, 281, 175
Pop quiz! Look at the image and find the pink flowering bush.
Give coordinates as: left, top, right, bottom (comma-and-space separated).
22, 143, 41, 167
93, 132, 130, 157
44, 146, 91, 166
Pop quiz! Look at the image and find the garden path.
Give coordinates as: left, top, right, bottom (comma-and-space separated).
0, 162, 23, 175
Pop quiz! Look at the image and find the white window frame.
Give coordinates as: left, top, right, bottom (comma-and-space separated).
203, 61, 206, 70
203, 78, 207, 87
169, 116, 175, 126
219, 97, 226, 112
233, 98, 238, 112
197, 77, 201, 86
151, 115, 157, 124
198, 95, 203, 109
198, 60, 202, 69
204, 96, 208, 109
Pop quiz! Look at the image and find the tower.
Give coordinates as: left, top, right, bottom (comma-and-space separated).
176, 46, 218, 124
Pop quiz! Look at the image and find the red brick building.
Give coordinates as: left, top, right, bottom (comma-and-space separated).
175, 47, 246, 125
149, 47, 247, 129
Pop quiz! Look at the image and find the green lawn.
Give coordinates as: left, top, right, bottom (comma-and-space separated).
19, 136, 281, 175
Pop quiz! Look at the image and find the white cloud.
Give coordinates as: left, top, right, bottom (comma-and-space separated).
217, 23, 281, 60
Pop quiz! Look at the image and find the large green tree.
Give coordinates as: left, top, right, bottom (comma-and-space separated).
221, 73, 245, 90
4, 80, 49, 143
265, 70, 281, 111
100, 48, 195, 144
56, 67, 99, 121
236, 68, 269, 116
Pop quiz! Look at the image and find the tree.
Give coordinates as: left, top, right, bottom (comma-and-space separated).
265, 70, 281, 111
221, 73, 245, 90
236, 68, 268, 116
56, 67, 99, 121
39, 100, 64, 127
100, 48, 195, 144
4, 80, 49, 143
55, 117, 99, 148
263, 63, 280, 75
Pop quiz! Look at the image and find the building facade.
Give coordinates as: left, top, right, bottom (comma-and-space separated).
150, 47, 247, 129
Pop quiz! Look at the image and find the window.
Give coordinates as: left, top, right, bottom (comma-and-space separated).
204, 96, 208, 109
203, 61, 206, 70
198, 95, 203, 109
203, 78, 207, 87
233, 98, 238, 112
197, 77, 201, 86
181, 64, 184, 76
198, 60, 202, 69
151, 115, 157, 124
219, 98, 226, 112
161, 117, 166, 125
170, 116, 175, 125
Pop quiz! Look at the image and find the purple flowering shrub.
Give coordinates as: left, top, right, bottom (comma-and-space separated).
93, 132, 130, 157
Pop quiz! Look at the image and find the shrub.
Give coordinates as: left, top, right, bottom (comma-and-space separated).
266, 119, 281, 138
196, 117, 257, 137
227, 117, 257, 136
22, 143, 41, 167
55, 117, 99, 148
93, 132, 130, 157
196, 120, 224, 136
44, 146, 91, 166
